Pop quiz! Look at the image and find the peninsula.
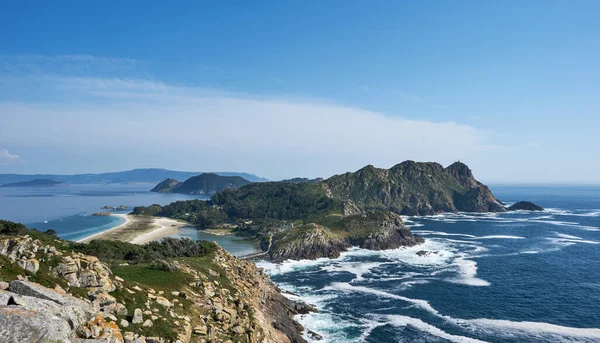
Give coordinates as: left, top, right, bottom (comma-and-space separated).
0, 178, 67, 188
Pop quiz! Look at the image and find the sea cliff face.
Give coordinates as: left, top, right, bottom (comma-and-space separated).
267, 211, 423, 261
0, 229, 312, 343
323, 161, 506, 215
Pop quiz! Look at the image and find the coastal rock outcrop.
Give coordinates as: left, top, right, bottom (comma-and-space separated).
269, 224, 350, 261
0, 281, 96, 342
0, 225, 313, 343
267, 211, 424, 261
54, 253, 115, 292
508, 201, 545, 211
344, 211, 424, 250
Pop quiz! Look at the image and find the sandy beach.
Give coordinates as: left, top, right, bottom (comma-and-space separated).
77, 214, 189, 244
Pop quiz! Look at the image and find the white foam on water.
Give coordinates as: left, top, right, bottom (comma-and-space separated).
295, 311, 356, 342
385, 315, 489, 343
415, 230, 525, 240
531, 219, 600, 231
547, 237, 599, 245
398, 279, 431, 290
548, 208, 600, 217
322, 262, 388, 281
414, 230, 477, 238
448, 255, 491, 287
554, 232, 583, 240
467, 318, 600, 341
327, 283, 600, 341
470, 235, 525, 240
256, 255, 337, 275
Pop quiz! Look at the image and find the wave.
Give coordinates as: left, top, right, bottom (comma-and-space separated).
384, 315, 489, 343
471, 235, 525, 240
322, 262, 390, 281
415, 230, 525, 240
327, 283, 600, 342
448, 254, 490, 287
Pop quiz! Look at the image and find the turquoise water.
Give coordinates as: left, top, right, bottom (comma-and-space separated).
258, 185, 600, 343
168, 226, 259, 256
0, 183, 204, 241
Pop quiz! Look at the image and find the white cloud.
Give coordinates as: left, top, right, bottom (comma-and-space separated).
0, 76, 498, 179
0, 149, 25, 165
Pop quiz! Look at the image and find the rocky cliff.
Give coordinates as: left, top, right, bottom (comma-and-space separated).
151, 174, 251, 195
0, 231, 313, 343
322, 161, 506, 215
267, 211, 423, 261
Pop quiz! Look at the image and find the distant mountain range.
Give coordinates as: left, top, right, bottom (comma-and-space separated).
0, 169, 268, 184
0, 179, 68, 188
151, 173, 252, 195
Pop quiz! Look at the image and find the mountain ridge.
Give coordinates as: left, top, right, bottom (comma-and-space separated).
0, 168, 268, 184
322, 160, 506, 215
151, 173, 252, 195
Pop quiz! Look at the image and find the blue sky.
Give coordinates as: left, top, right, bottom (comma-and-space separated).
1, 1, 599, 182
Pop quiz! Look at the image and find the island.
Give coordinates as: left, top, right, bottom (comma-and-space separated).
0, 179, 68, 188
134, 161, 508, 261
151, 173, 252, 195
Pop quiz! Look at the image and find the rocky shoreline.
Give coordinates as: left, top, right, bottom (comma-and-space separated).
0, 232, 314, 343
267, 211, 424, 261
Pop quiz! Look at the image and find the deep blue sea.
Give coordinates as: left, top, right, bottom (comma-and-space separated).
258, 185, 600, 343
0, 183, 204, 241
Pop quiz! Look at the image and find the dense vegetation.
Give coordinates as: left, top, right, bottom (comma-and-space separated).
71, 237, 217, 263
135, 182, 343, 229
0, 219, 58, 243
151, 173, 252, 195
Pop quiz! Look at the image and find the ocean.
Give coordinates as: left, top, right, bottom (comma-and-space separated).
258, 185, 600, 343
0, 182, 259, 255
0, 183, 203, 241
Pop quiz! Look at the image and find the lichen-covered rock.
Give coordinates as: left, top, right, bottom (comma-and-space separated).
0, 282, 96, 342
17, 258, 39, 273
132, 308, 144, 324
0, 236, 43, 267
53, 253, 115, 292
80, 315, 124, 343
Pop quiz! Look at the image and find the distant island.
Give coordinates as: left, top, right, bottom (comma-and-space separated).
0, 168, 268, 185
135, 161, 511, 261
0, 179, 67, 188
151, 173, 252, 195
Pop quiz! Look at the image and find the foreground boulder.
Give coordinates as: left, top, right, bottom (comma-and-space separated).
53, 253, 115, 292
0, 281, 96, 342
508, 201, 544, 211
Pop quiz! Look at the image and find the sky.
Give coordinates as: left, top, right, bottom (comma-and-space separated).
1, 1, 599, 182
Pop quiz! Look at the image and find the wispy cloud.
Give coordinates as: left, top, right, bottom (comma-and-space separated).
0, 55, 501, 178
0, 149, 25, 166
